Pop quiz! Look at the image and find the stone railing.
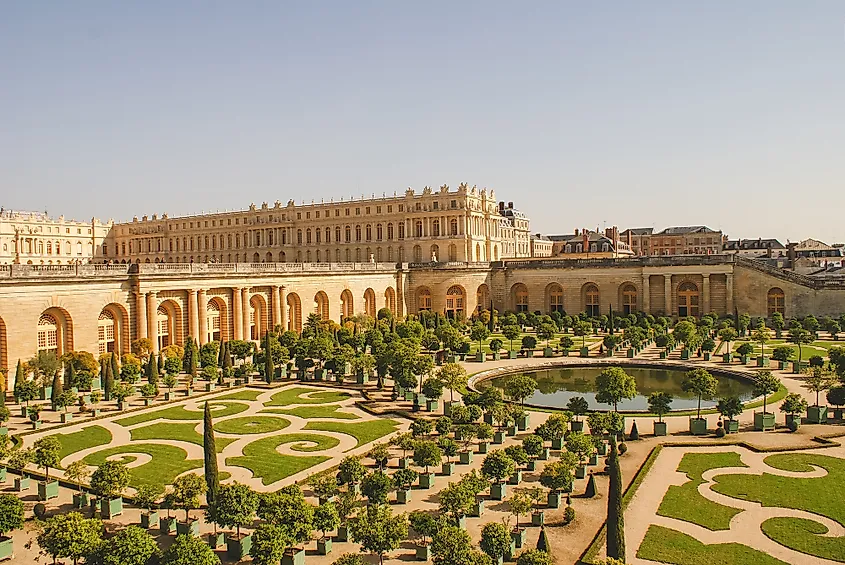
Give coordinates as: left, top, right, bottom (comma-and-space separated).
406, 261, 493, 270
734, 256, 845, 290
132, 262, 396, 275
498, 254, 739, 270
0, 264, 130, 279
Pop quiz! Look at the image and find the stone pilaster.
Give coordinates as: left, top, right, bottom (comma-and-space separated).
271, 285, 281, 330
232, 287, 243, 341
664, 274, 672, 316
241, 287, 251, 340
198, 289, 208, 345
146, 291, 158, 352
136, 291, 147, 341
187, 289, 198, 341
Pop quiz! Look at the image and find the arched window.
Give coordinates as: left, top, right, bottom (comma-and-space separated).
156, 307, 171, 350
341, 289, 354, 320
297, 230, 303, 245
366, 225, 372, 241
512, 283, 529, 313
315, 291, 330, 321
415, 221, 423, 238
355, 225, 362, 242
364, 288, 376, 318
678, 282, 700, 318
416, 287, 432, 312
445, 286, 465, 319
387, 223, 394, 240
547, 283, 564, 314
98, 311, 116, 354
413, 245, 422, 262
432, 219, 440, 237
450, 218, 458, 236
345, 227, 352, 243
476, 284, 490, 313
325, 227, 331, 243
38, 314, 59, 355
576, 243, 582, 253
376, 224, 383, 241
398, 223, 405, 239
584, 284, 600, 317
335, 227, 341, 243
306, 229, 312, 244
384, 287, 397, 315
207, 300, 222, 343
767, 288, 785, 316
621, 284, 637, 315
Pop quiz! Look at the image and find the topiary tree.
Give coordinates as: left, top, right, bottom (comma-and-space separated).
438, 481, 474, 523
539, 459, 575, 495
437, 363, 467, 402
214, 482, 258, 537
331, 554, 366, 565
827, 386, 845, 413
412, 441, 442, 475
780, 393, 808, 419
481, 449, 515, 485
716, 396, 744, 423
408, 511, 437, 546
647, 392, 673, 423
516, 549, 554, 565
682, 368, 718, 420
754, 370, 782, 414
595, 366, 637, 412
0, 493, 24, 540
605, 435, 625, 561
565, 432, 594, 465
361, 471, 394, 506
567, 396, 588, 422
313, 501, 340, 541
90, 460, 130, 500
573, 321, 592, 348
166, 473, 207, 522
508, 491, 533, 530
480, 521, 511, 562
789, 328, 814, 369
470, 323, 490, 354
160, 533, 220, 565
504, 374, 538, 407
431, 524, 488, 565
32, 435, 61, 482
502, 325, 522, 353
349, 504, 408, 565
87, 524, 159, 565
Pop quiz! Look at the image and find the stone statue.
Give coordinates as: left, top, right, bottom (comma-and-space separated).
369, 254, 375, 263
431, 251, 438, 263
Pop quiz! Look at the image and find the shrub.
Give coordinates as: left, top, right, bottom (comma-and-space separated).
562, 506, 575, 525
618, 442, 627, 455
715, 426, 726, 438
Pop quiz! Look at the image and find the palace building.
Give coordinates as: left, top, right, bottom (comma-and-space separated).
0, 209, 113, 265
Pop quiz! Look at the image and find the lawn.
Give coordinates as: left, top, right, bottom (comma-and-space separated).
732, 339, 829, 361
263, 387, 352, 407
226, 433, 336, 485
304, 419, 401, 451
82, 444, 202, 489
54, 425, 113, 465
657, 452, 747, 530
129, 422, 236, 452
762, 517, 845, 562
116, 401, 250, 426
214, 415, 291, 435
261, 404, 360, 420
215, 389, 264, 401
636, 524, 789, 565
467, 331, 603, 353
712, 453, 845, 529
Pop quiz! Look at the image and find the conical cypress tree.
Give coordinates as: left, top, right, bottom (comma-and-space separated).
51, 371, 62, 409
488, 303, 495, 333
182, 338, 193, 374
13, 360, 24, 404
66, 361, 76, 390
203, 401, 220, 506
148, 354, 159, 385
609, 304, 615, 335
585, 472, 597, 498
158, 352, 166, 376
104, 356, 115, 401
217, 340, 226, 367
264, 333, 274, 384
221, 342, 233, 372
536, 527, 550, 552
629, 421, 639, 441
110, 352, 120, 383
606, 435, 626, 560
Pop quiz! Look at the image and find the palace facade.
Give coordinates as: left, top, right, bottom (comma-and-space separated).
0, 210, 113, 265
1, 254, 844, 389
104, 184, 534, 265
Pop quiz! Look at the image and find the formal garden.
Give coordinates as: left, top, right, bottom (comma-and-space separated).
0, 307, 843, 564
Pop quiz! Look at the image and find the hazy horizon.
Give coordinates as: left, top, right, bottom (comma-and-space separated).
2, 2, 843, 244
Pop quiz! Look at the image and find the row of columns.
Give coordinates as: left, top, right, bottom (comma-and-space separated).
135, 285, 289, 352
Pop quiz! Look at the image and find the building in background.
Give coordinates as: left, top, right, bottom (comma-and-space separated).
723, 238, 786, 259
529, 234, 553, 257
548, 227, 634, 259
0, 209, 113, 265
621, 225, 724, 256
106, 183, 531, 265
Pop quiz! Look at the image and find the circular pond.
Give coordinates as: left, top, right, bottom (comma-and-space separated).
478, 365, 757, 411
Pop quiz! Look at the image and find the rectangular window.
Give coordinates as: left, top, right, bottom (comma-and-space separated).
365, 207, 370, 214
388, 205, 393, 213
307, 212, 311, 219
433, 202, 439, 210
356, 208, 361, 215
297, 213, 301, 220
345, 208, 350, 216
316, 211, 320, 219
376, 206, 381, 213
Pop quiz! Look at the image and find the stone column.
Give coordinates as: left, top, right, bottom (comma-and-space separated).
279, 286, 288, 331
146, 292, 158, 353
395, 270, 406, 318
726, 272, 734, 315
135, 291, 148, 341
197, 290, 208, 345
664, 274, 672, 316
232, 287, 243, 341
271, 285, 281, 329
241, 288, 251, 340
702, 274, 711, 315
187, 289, 199, 341
642, 275, 651, 314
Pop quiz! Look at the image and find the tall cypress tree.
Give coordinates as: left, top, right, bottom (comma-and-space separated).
264, 333, 274, 384
147, 354, 159, 385
182, 338, 193, 374
104, 356, 115, 401
190, 339, 199, 378
51, 371, 63, 409
110, 352, 120, 384
609, 304, 615, 335
221, 342, 233, 372
217, 341, 226, 367
14, 360, 24, 403
606, 434, 625, 561
203, 401, 219, 506
66, 362, 76, 390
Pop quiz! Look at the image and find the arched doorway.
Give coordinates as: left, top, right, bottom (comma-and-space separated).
678, 282, 700, 317
416, 287, 432, 312
206, 298, 227, 343
583, 284, 600, 317
445, 285, 465, 319
340, 290, 354, 320
511, 283, 528, 313
767, 288, 785, 316
364, 288, 376, 318
38, 308, 72, 357
156, 306, 173, 350
476, 284, 490, 314
546, 283, 564, 314
315, 291, 330, 321
384, 287, 396, 315
249, 295, 268, 340
620, 284, 638, 315
287, 293, 302, 333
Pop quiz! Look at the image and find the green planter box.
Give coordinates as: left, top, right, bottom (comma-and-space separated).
516, 413, 530, 431
176, 519, 199, 536
14, 477, 30, 491
493, 352, 501, 360
740, 355, 750, 364
757, 356, 769, 367
160, 516, 177, 535
703, 352, 711, 361
689, 418, 708, 435
281, 547, 305, 565
491, 482, 507, 500
726, 419, 739, 434
470, 499, 485, 517
778, 361, 789, 370
19, 407, 27, 418
653, 421, 668, 436
441, 462, 455, 476
659, 351, 668, 359
570, 420, 584, 433
722, 353, 733, 363
60, 412, 73, 423
140, 511, 159, 529
526, 460, 537, 471
627, 348, 635, 358
0, 536, 12, 561
476, 352, 486, 362
101, 497, 123, 519
40, 386, 52, 400
459, 451, 473, 465
426, 399, 439, 412
38, 480, 60, 501
398, 457, 410, 469
531, 511, 545, 526
754, 412, 776, 431
808, 405, 828, 424
579, 347, 590, 357
835, 408, 844, 420
314, 368, 324, 381
543, 347, 554, 358
551, 437, 565, 449
508, 470, 523, 485
511, 528, 527, 549
597, 442, 608, 456
588, 453, 599, 466
477, 441, 489, 454
443, 401, 458, 417
506, 425, 518, 437
396, 489, 411, 504
356, 372, 369, 385
419, 472, 435, 489
226, 533, 252, 559
484, 412, 494, 425
207, 532, 225, 549
31, 420, 42, 430
575, 465, 586, 479
504, 540, 517, 561
792, 361, 809, 373
493, 431, 506, 444
680, 349, 690, 360
72, 492, 89, 509
317, 537, 332, 555
335, 524, 349, 542
404, 390, 415, 401
415, 544, 432, 561
204, 383, 215, 392
538, 447, 550, 460
525, 350, 534, 358
91, 409, 101, 417
785, 414, 801, 429
547, 491, 561, 508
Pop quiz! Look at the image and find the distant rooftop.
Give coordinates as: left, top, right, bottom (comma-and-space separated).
656, 226, 718, 235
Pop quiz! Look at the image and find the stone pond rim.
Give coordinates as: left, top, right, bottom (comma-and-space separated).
468, 359, 765, 414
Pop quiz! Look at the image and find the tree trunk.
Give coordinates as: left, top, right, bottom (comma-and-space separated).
606, 435, 626, 560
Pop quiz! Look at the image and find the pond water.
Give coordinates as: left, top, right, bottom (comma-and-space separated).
479, 365, 757, 411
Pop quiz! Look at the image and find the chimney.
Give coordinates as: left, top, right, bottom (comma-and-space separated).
508, 202, 514, 209
499, 201, 505, 211
787, 242, 798, 270
582, 231, 589, 252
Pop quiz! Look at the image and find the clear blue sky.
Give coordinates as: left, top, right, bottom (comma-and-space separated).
1, 1, 843, 243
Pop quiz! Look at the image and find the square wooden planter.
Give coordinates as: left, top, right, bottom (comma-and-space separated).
808, 405, 828, 424
38, 480, 59, 501
419, 473, 435, 489
689, 418, 708, 436
491, 482, 507, 500
653, 421, 668, 436
226, 533, 252, 559
754, 412, 776, 431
